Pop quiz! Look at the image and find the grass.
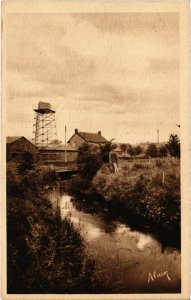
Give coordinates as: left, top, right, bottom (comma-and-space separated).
91, 157, 180, 230
6, 155, 97, 294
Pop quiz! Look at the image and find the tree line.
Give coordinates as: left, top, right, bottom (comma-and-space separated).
119, 134, 180, 158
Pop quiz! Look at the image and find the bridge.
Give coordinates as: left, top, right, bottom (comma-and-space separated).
56, 167, 79, 180
42, 161, 79, 180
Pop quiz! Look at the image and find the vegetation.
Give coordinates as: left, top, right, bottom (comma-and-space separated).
92, 157, 180, 231
120, 143, 128, 153
120, 144, 143, 157
7, 134, 181, 293
77, 143, 103, 180
72, 138, 180, 232
145, 143, 158, 157
158, 145, 168, 157
126, 144, 134, 156
72, 142, 114, 195
166, 134, 180, 158
133, 145, 143, 156
7, 152, 97, 293
118, 134, 180, 159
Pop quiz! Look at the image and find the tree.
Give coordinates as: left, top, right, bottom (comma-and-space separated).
100, 142, 113, 163
127, 144, 134, 156
18, 151, 34, 174
134, 145, 143, 156
120, 143, 127, 153
158, 145, 168, 157
146, 144, 158, 157
166, 134, 180, 158
77, 144, 103, 180
76, 142, 115, 181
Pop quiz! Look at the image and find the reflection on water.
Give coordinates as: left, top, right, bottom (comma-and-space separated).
60, 193, 181, 293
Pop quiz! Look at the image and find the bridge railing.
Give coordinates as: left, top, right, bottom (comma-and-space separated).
42, 161, 78, 172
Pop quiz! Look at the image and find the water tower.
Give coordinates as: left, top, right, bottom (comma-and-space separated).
33, 102, 57, 148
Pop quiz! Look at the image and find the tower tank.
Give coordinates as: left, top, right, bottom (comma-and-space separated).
33, 102, 57, 148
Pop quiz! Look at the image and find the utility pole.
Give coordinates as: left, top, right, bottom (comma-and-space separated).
157, 129, 159, 144
64, 125, 67, 163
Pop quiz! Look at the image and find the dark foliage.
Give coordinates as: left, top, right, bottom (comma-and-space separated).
100, 142, 113, 163
158, 145, 168, 157
120, 143, 127, 152
133, 145, 143, 156
166, 134, 180, 158
126, 144, 134, 156
77, 143, 103, 180
93, 158, 180, 231
77, 142, 113, 180
18, 151, 34, 174
7, 155, 97, 294
146, 143, 158, 157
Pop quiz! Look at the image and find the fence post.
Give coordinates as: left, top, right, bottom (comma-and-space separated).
162, 171, 165, 185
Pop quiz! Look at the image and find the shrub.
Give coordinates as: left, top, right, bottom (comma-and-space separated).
92, 158, 180, 230
7, 158, 96, 293
146, 144, 158, 157
18, 151, 34, 174
77, 144, 103, 180
166, 134, 180, 158
158, 145, 168, 157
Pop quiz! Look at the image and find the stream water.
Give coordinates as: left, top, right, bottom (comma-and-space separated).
59, 186, 181, 293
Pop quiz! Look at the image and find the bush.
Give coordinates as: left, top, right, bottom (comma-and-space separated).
7, 158, 96, 293
92, 158, 180, 230
166, 134, 180, 158
158, 145, 168, 157
77, 142, 114, 180
146, 144, 158, 157
7, 196, 95, 293
72, 142, 114, 196
77, 144, 103, 180
18, 151, 34, 174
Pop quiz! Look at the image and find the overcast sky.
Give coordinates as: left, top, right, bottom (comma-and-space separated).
6, 13, 180, 144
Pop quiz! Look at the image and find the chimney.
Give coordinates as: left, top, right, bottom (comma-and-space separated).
98, 131, 101, 135
75, 128, 78, 133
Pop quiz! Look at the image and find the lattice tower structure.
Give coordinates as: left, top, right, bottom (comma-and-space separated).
33, 102, 57, 149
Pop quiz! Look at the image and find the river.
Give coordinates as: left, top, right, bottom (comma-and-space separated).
59, 186, 181, 293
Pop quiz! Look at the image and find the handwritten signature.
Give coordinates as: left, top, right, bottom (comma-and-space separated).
148, 270, 171, 283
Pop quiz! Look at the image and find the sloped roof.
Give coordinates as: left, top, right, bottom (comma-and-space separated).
73, 131, 107, 143
40, 144, 78, 152
7, 136, 37, 148
6, 136, 23, 144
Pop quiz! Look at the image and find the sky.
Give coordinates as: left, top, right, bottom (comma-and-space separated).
6, 13, 180, 144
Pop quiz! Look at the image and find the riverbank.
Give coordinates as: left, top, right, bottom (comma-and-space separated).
6, 154, 96, 293
60, 191, 181, 293
71, 157, 180, 233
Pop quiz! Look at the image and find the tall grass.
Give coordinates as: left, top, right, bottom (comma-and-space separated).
7, 157, 96, 293
92, 157, 180, 230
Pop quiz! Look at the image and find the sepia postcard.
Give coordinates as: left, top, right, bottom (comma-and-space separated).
1, 1, 190, 300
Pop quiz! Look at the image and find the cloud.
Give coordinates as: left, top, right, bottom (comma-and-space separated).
72, 13, 179, 36
5, 12, 180, 143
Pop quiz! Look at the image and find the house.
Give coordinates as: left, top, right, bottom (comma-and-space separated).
68, 129, 107, 147
6, 136, 37, 160
39, 144, 79, 164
